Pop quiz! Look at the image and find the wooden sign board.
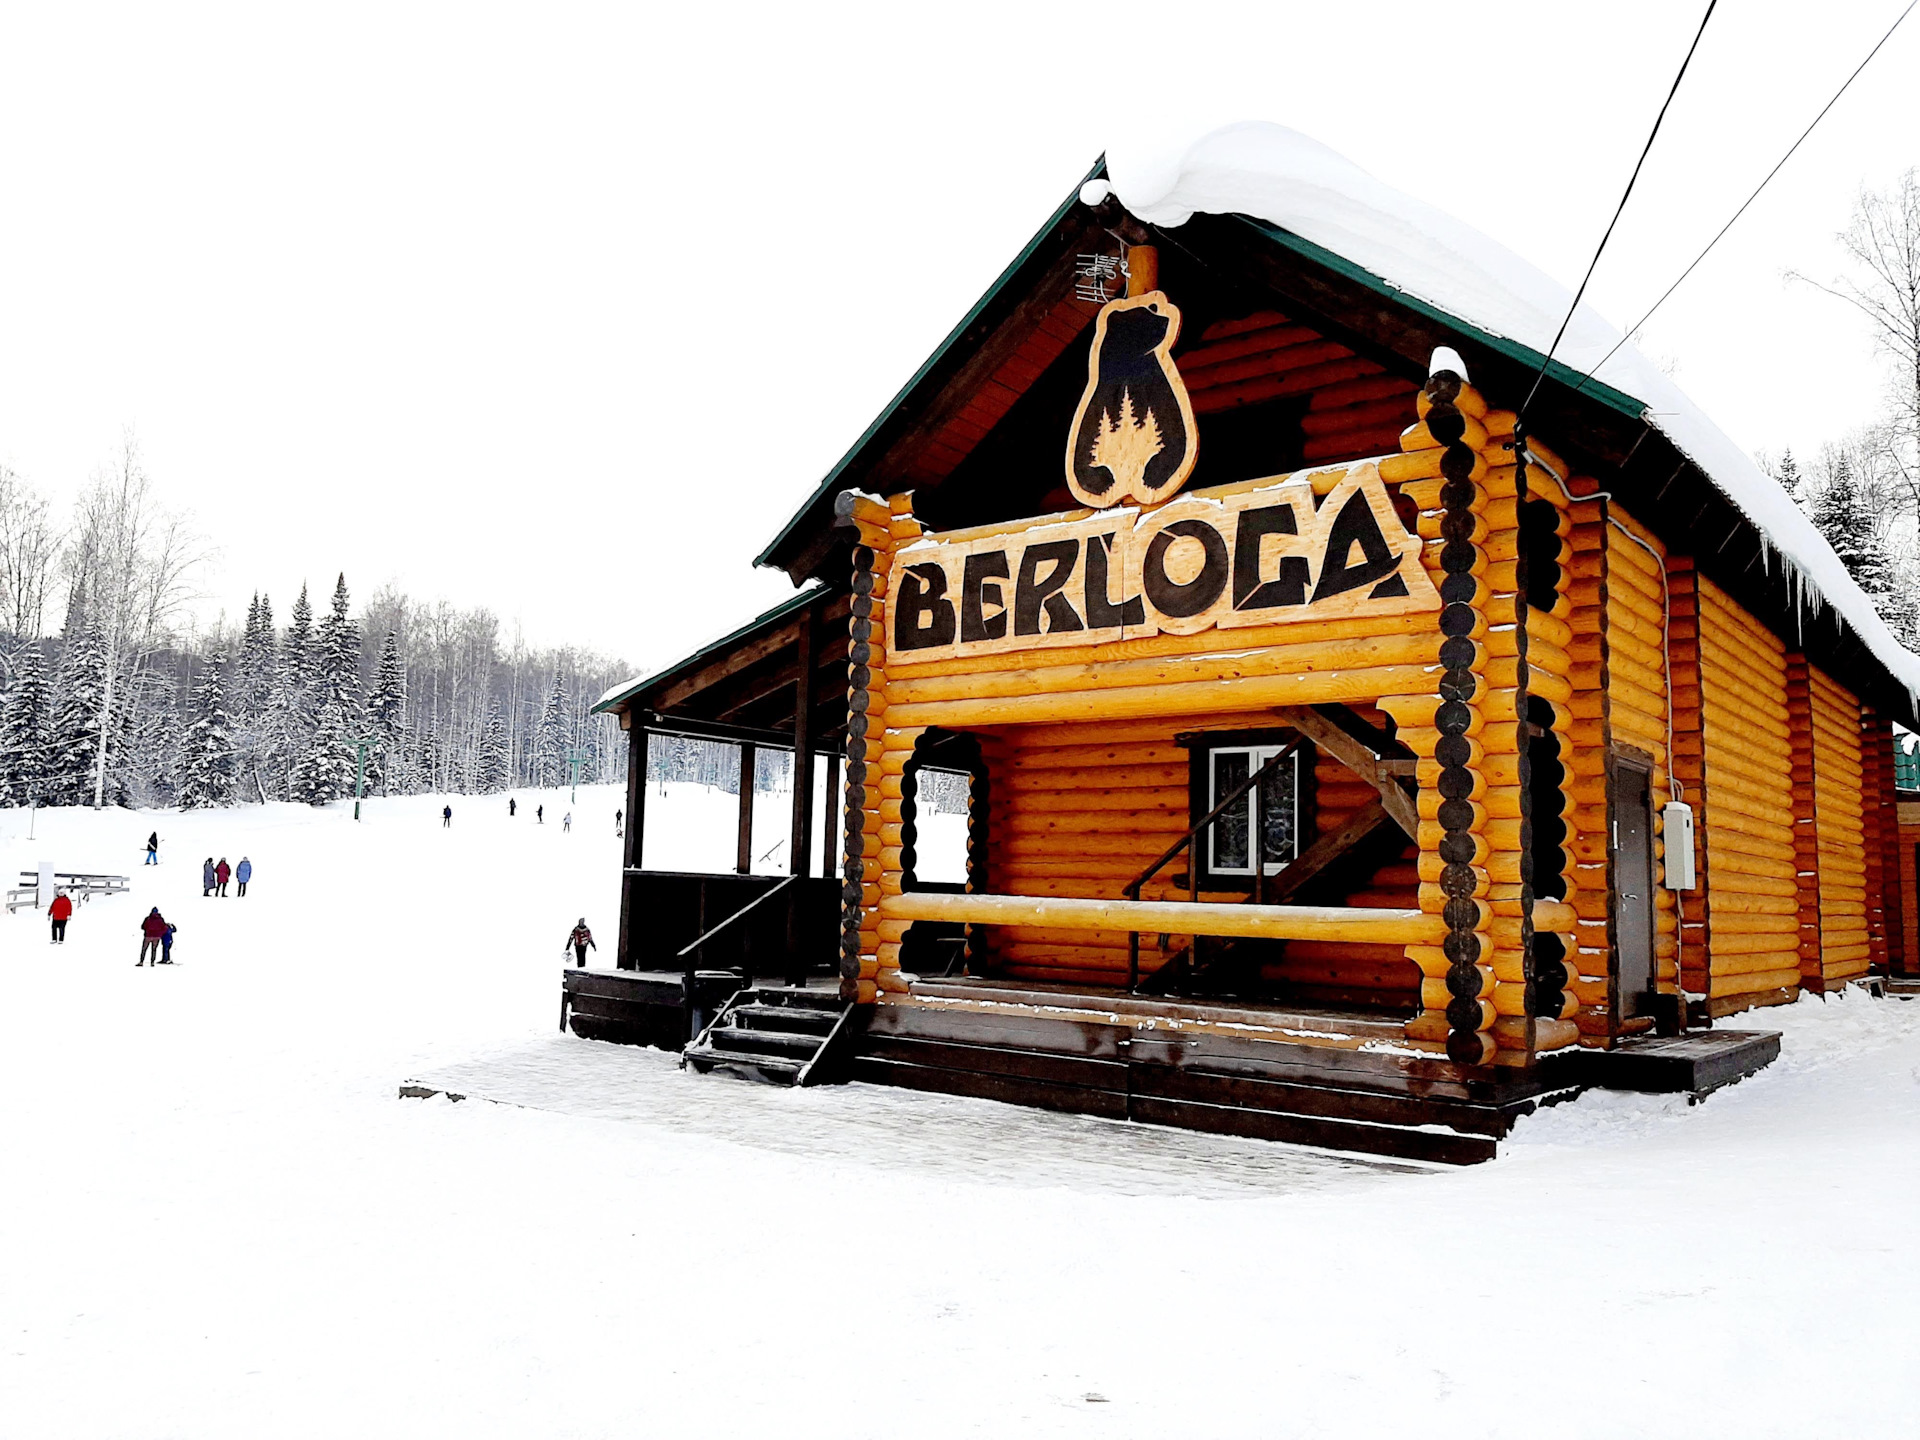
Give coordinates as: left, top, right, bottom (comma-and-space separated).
888, 461, 1439, 666
1065, 291, 1198, 508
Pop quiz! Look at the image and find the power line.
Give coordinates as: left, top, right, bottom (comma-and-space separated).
1519, 0, 1719, 424
1571, 0, 1919, 399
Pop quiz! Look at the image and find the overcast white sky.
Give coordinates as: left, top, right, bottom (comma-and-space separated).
2, 2, 1916, 677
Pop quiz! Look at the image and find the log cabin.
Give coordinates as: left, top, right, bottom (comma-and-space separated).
575, 124, 1920, 1161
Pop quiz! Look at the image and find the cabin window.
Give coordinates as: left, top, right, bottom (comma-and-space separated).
1206, 744, 1303, 876
912, 767, 973, 885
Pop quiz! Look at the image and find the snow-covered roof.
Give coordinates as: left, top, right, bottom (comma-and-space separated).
1084, 122, 1920, 705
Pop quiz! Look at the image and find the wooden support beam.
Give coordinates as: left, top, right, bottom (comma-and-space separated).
881, 891, 1447, 945
1271, 704, 1418, 838
1267, 798, 1395, 903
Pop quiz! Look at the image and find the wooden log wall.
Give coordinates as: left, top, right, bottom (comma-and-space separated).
1174, 310, 1420, 466
1462, 422, 1582, 1062
1603, 512, 1682, 1014
1564, 497, 1615, 1040
973, 708, 1424, 1003
1861, 710, 1902, 975
1666, 558, 1710, 1003
1785, 656, 1822, 990
1696, 577, 1801, 1015
1900, 807, 1920, 976
1808, 665, 1870, 990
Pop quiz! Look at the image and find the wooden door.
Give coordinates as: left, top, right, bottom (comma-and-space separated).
1611, 751, 1656, 1020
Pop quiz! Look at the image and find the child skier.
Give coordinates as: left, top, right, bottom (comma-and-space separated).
160, 921, 178, 964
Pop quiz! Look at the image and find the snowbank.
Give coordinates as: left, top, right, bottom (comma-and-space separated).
2, 795, 1915, 1437
1085, 122, 1920, 706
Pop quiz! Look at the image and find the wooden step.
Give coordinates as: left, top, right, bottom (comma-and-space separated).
703, 1027, 821, 1060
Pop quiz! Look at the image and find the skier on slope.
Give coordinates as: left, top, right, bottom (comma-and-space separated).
49, 891, 72, 944
565, 919, 596, 967
536, 804, 543, 825
442, 805, 452, 828
562, 812, 571, 833
509, 797, 517, 818
145, 832, 159, 866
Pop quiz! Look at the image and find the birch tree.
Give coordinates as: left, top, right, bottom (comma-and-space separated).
65, 439, 202, 808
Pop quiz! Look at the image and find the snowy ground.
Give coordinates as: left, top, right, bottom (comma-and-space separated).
2, 791, 1916, 1438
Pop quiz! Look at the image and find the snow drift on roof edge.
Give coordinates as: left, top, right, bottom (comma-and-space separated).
1086, 121, 1920, 705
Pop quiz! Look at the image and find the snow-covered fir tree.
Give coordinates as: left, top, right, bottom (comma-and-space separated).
0, 643, 52, 805
1807, 451, 1909, 641
367, 630, 406, 793
177, 653, 237, 809
474, 702, 510, 793
533, 675, 567, 787
46, 625, 111, 805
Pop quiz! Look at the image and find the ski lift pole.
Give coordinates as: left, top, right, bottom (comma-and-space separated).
563, 746, 592, 803
351, 735, 376, 821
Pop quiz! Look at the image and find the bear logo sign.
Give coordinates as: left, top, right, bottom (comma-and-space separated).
1065, 291, 1198, 509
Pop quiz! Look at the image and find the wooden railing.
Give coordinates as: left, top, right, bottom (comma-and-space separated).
1120, 739, 1304, 989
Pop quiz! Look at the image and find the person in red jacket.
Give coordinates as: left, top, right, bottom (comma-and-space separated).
215, 858, 232, 897
49, 891, 73, 944
138, 907, 169, 966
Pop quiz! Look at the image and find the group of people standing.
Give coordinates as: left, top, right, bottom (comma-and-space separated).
202, 856, 252, 897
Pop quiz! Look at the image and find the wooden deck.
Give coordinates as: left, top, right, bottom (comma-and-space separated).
848, 978, 1564, 1165
560, 967, 838, 1050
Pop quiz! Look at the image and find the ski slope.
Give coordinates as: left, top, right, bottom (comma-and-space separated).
1, 790, 1915, 1438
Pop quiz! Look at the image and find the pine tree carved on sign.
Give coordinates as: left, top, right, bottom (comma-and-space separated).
1066, 290, 1197, 508
1088, 388, 1165, 499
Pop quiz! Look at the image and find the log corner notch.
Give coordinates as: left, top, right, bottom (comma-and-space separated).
1380, 348, 1497, 1068
834, 488, 927, 1003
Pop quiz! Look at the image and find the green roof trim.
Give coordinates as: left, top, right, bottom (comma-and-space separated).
592, 584, 829, 716
753, 157, 1110, 572
1229, 215, 1649, 422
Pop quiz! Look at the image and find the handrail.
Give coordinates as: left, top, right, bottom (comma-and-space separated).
1124, 737, 1304, 991
675, 874, 798, 960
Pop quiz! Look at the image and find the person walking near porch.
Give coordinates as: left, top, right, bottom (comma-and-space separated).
565, 919, 596, 967
202, 857, 216, 897
49, 891, 72, 944
138, 908, 168, 966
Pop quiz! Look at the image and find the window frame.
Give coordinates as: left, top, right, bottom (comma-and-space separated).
1179, 728, 1315, 890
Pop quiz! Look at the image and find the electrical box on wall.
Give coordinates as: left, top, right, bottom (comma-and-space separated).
1662, 802, 1696, 891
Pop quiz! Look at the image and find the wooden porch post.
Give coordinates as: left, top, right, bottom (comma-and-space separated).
736, 742, 756, 875
789, 603, 816, 878
618, 721, 648, 971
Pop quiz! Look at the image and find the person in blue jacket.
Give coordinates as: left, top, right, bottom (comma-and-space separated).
236, 856, 253, 897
